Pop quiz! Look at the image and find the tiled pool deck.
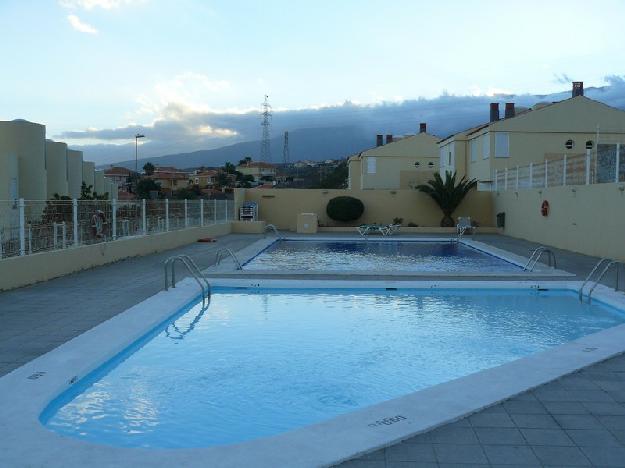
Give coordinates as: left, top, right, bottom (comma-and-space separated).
1, 232, 624, 467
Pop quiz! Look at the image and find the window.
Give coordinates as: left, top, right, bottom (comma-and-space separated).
482, 135, 490, 159
414, 161, 421, 167
470, 138, 478, 162
427, 161, 435, 168
585, 140, 593, 150
495, 133, 510, 158
565, 139, 574, 150
367, 157, 377, 174
448, 151, 452, 166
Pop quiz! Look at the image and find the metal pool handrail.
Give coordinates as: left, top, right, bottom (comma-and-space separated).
264, 223, 282, 239
524, 246, 556, 271
215, 248, 243, 270
580, 258, 622, 303
164, 255, 211, 307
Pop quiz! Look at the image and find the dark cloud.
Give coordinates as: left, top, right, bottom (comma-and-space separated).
61, 77, 625, 165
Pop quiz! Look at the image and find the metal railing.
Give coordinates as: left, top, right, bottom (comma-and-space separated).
264, 223, 282, 239
493, 143, 625, 193
0, 198, 235, 260
215, 248, 243, 270
164, 254, 211, 307
524, 246, 557, 271
579, 258, 622, 303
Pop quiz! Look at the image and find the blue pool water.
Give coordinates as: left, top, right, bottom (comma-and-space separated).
243, 240, 521, 272
42, 288, 625, 448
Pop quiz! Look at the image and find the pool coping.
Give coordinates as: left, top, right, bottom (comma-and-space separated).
1, 279, 625, 467
208, 235, 573, 277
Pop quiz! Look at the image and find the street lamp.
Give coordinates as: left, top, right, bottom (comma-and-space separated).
135, 133, 145, 173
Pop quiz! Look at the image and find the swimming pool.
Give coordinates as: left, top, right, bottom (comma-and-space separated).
42, 287, 625, 449
242, 240, 522, 273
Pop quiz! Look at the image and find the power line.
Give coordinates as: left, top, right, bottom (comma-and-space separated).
282, 131, 290, 165
260, 95, 272, 162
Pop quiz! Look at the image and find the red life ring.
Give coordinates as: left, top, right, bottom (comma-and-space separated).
541, 200, 550, 217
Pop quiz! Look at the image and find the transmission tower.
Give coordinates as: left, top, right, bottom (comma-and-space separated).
260, 95, 272, 162
282, 131, 290, 165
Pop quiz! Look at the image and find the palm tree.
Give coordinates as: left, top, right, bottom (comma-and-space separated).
416, 171, 477, 227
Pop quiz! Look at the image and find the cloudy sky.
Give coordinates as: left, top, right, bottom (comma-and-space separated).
2, 0, 625, 164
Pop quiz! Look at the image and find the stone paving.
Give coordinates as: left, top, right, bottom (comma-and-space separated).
0, 231, 624, 466
338, 353, 625, 467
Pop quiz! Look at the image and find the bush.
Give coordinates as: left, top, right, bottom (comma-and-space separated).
326, 196, 364, 222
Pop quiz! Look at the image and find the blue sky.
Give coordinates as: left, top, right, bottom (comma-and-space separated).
2, 0, 625, 164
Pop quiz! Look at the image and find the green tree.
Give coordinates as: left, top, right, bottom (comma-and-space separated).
136, 178, 161, 199
143, 162, 155, 176
317, 161, 348, 189
238, 156, 252, 166
172, 185, 202, 200
416, 171, 477, 227
223, 162, 236, 174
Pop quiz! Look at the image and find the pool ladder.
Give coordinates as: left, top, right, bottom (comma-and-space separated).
164, 255, 211, 307
264, 223, 282, 239
215, 248, 243, 270
579, 258, 622, 303
523, 246, 557, 271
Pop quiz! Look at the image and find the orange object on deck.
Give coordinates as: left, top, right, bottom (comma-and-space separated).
197, 237, 217, 243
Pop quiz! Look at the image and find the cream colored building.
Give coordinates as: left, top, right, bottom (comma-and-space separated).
236, 161, 277, 182
0, 120, 47, 201
67, 149, 84, 199
439, 84, 625, 189
348, 126, 439, 190
45, 140, 69, 198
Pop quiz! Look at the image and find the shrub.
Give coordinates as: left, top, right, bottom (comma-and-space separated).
393, 217, 404, 225
326, 196, 364, 222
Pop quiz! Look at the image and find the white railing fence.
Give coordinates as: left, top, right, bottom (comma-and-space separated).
0, 198, 235, 260
493, 144, 625, 192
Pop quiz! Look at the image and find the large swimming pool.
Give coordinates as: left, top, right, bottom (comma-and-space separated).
243, 240, 522, 273
42, 287, 625, 448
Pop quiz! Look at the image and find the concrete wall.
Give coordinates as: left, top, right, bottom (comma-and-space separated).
82, 161, 96, 191
0, 153, 19, 200
67, 150, 83, 199
243, 188, 493, 231
494, 182, 625, 261
0, 223, 232, 291
94, 170, 105, 196
0, 120, 47, 201
45, 140, 69, 198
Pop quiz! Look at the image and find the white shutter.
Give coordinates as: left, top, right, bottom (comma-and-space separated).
495, 133, 510, 158
482, 134, 490, 159
367, 157, 377, 174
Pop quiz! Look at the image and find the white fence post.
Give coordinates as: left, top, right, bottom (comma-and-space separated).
504, 168, 508, 191
563, 155, 567, 186
62, 222, 66, 249
213, 199, 217, 223
18, 198, 25, 256
494, 169, 498, 192
544, 160, 548, 188
72, 198, 79, 246
184, 199, 188, 228
616, 143, 621, 183
165, 199, 170, 231
515, 166, 519, 190
112, 199, 117, 240
224, 200, 228, 222
142, 199, 147, 235
200, 199, 204, 227
585, 150, 591, 185
529, 163, 533, 188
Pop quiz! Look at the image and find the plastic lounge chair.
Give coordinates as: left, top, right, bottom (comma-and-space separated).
456, 217, 475, 235
386, 224, 401, 236
357, 224, 375, 236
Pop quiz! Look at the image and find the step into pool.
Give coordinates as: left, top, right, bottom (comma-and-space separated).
41, 287, 625, 448
242, 240, 521, 273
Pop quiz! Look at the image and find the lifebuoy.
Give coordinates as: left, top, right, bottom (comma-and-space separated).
541, 200, 550, 217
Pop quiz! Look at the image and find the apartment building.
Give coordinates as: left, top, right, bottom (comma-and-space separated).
236, 161, 277, 183
348, 124, 439, 190
0, 119, 115, 201
439, 82, 625, 189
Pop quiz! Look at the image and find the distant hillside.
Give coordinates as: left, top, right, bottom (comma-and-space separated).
107, 126, 372, 170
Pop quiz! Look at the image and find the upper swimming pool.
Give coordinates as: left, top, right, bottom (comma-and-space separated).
243, 240, 522, 273
42, 287, 625, 449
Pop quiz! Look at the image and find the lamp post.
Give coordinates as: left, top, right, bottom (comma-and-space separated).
135, 133, 145, 173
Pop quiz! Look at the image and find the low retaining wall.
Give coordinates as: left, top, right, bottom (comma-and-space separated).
0, 223, 232, 291
494, 182, 625, 261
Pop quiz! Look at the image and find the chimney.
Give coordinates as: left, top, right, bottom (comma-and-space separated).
385, 134, 393, 144
419, 122, 427, 134
490, 103, 500, 122
572, 81, 584, 97
376, 134, 383, 146
504, 102, 515, 119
